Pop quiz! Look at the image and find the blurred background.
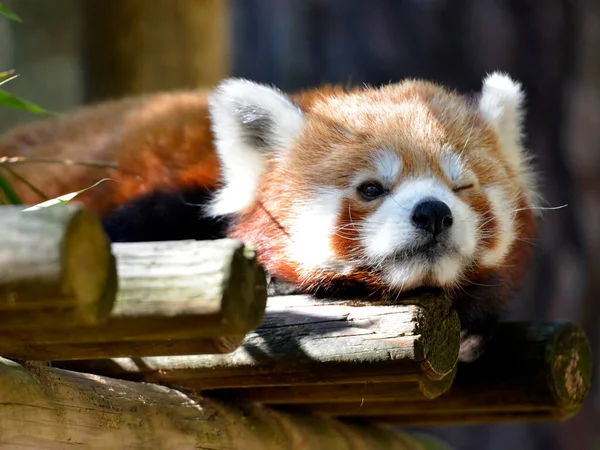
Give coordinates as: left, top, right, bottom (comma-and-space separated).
0, 1, 597, 449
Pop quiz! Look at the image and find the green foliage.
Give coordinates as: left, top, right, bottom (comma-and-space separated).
0, 88, 51, 114
0, 169, 21, 204
0, 71, 51, 115
0, 5, 53, 204
0, 3, 22, 23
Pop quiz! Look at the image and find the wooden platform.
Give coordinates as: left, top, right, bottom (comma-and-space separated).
0, 204, 593, 449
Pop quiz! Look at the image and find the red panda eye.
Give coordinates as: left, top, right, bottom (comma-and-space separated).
357, 182, 386, 201
453, 183, 475, 193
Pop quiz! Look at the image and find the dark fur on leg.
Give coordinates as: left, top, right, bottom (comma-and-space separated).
452, 270, 513, 362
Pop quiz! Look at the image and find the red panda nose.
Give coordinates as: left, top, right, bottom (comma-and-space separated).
411, 199, 454, 236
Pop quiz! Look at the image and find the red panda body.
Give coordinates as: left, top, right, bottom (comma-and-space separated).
0, 74, 539, 361
1, 91, 221, 215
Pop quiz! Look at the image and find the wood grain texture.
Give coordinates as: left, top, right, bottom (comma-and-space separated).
56, 292, 461, 388
0, 357, 433, 450
0, 239, 267, 360
206, 367, 457, 404
0, 204, 115, 329
319, 322, 592, 425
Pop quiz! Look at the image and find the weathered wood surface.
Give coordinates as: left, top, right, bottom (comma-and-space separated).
82, 0, 230, 102
0, 357, 434, 450
302, 322, 592, 425
0, 239, 267, 360
56, 293, 460, 390
208, 367, 457, 404
0, 204, 116, 329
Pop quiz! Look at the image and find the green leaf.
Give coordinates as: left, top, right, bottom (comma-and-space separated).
0, 88, 51, 114
22, 178, 112, 212
0, 73, 18, 86
0, 69, 15, 80
0, 170, 22, 204
0, 3, 22, 23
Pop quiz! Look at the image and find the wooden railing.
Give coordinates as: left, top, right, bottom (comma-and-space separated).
0, 204, 592, 449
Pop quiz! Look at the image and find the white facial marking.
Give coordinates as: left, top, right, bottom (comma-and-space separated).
433, 255, 463, 285
479, 185, 516, 267
382, 259, 429, 291
361, 178, 478, 289
373, 149, 401, 183
440, 151, 465, 184
287, 188, 343, 271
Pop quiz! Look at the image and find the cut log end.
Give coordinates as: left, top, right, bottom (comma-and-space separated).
63, 206, 116, 323
220, 242, 268, 333
548, 322, 592, 409
0, 204, 117, 329
410, 292, 460, 379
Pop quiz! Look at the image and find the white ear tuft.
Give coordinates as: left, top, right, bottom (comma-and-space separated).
478, 72, 538, 205
207, 78, 305, 216
478, 72, 525, 149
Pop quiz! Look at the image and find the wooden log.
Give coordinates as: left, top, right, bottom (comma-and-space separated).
0, 204, 116, 329
306, 322, 592, 425
207, 367, 457, 404
0, 239, 267, 360
0, 357, 435, 450
56, 292, 461, 389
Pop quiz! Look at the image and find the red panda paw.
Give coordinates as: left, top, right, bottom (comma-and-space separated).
458, 330, 486, 363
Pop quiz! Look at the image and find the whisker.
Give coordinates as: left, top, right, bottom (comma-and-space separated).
514, 204, 568, 212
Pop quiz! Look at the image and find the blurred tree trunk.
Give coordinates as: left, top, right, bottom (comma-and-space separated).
81, 0, 230, 102
231, 1, 598, 449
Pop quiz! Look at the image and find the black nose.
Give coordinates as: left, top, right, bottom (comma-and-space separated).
411, 199, 453, 236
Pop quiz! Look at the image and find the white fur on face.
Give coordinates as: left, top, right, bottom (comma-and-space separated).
208, 78, 305, 216
373, 149, 402, 183
439, 149, 477, 188
286, 188, 345, 273
361, 178, 478, 289
479, 185, 517, 267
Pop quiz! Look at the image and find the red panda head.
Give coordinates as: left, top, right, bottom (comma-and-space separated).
206, 73, 538, 296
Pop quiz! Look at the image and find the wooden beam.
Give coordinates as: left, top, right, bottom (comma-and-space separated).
56, 292, 461, 389
0, 204, 116, 329
301, 322, 592, 425
0, 239, 267, 360
207, 367, 457, 404
81, 0, 230, 102
0, 357, 435, 450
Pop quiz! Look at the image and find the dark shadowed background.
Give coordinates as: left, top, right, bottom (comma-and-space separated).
0, 1, 597, 449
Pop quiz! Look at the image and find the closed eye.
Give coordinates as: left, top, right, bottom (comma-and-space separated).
452, 183, 475, 193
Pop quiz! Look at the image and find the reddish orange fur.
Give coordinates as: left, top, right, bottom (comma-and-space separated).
1, 81, 537, 311
1, 91, 220, 215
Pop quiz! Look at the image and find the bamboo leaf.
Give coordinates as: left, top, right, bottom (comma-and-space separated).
0, 170, 22, 204
0, 73, 18, 86
0, 69, 16, 81
0, 89, 51, 114
22, 178, 113, 211
0, 3, 22, 23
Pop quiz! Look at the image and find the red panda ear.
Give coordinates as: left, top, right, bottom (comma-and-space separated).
478, 72, 538, 206
207, 78, 306, 216
478, 72, 525, 154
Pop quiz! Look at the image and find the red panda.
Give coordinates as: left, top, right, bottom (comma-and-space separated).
0, 72, 539, 362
